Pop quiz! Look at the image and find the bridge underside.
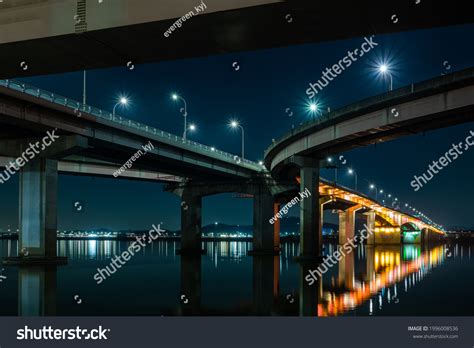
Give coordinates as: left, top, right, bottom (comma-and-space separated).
2, 1, 474, 79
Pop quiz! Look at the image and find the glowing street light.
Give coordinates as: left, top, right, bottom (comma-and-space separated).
309, 103, 318, 113
229, 119, 245, 159
188, 123, 196, 132
113, 97, 129, 117
378, 64, 393, 91
171, 93, 188, 140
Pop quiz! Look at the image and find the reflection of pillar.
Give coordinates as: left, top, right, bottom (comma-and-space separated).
18, 266, 57, 316
366, 211, 376, 245
365, 246, 375, 281
179, 188, 203, 254
299, 165, 321, 260
338, 250, 355, 290
299, 264, 322, 316
252, 186, 277, 254
179, 254, 201, 315
338, 206, 359, 245
19, 159, 58, 258
253, 255, 277, 315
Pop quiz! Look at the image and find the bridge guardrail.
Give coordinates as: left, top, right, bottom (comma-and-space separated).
0, 79, 262, 171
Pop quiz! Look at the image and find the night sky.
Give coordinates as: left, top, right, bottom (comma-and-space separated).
1, 23, 473, 231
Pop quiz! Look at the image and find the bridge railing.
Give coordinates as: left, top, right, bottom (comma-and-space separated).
0, 79, 261, 170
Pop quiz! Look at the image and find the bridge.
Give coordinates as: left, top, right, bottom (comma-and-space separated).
0, 71, 450, 264
263, 68, 474, 260
1, 0, 473, 79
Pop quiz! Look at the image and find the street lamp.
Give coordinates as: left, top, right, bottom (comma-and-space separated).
370, 184, 378, 201
309, 102, 319, 114
113, 97, 128, 117
378, 64, 393, 91
171, 93, 188, 140
230, 120, 245, 159
188, 123, 196, 132
348, 168, 358, 191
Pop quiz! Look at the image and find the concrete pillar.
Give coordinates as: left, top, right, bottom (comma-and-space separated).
18, 266, 57, 316
338, 206, 358, 245
251, 186, 277, 255
299, 165, 321, 260
366, 211, 376, 246
179, 188, 203, 254
19, 158, 58, 258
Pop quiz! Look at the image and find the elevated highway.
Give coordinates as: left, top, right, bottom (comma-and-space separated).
265, 68, 474, 178
1, 0, 473, 78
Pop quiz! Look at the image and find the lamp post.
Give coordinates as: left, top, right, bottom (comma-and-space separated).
230, 120, 245, 159
370, 184, 378, 201
112, 97, 128, 118
172, 94, 188, 140
379, 64, 393, 91
348, 168, 358, 191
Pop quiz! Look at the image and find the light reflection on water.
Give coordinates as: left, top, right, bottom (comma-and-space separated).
0, 239, 472, 316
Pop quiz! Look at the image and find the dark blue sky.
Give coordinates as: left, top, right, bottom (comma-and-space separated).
1, 23, 473, 231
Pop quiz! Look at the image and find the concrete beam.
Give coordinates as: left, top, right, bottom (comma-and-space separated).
0, 135, 88, 160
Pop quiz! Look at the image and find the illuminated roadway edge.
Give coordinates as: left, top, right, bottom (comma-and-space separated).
318, 177, 444, 235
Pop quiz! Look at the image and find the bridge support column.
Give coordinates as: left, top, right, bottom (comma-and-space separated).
251, 186, 278, 255
338, 206, 359, 245
178, 188, 204, 255
4, 158, 65, 265
297, 165, 322, 261
365, 211, 376, 246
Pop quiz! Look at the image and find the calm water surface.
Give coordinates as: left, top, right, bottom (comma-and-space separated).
0, 240, 472, 316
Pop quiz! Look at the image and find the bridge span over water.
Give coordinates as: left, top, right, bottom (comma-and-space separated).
0, 69, 460, 264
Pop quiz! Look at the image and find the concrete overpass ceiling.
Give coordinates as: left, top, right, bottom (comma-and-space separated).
1, 0, 473, 78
